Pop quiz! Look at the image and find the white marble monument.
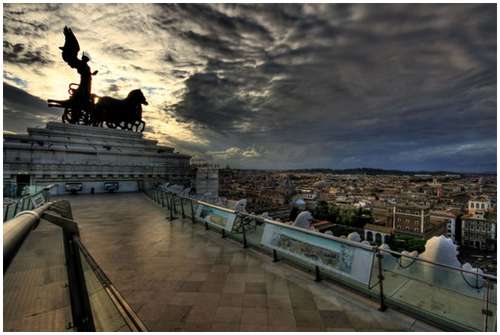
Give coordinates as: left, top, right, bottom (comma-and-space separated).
3, 122, 193, 195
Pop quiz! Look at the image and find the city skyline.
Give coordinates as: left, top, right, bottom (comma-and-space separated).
3, 3, 497, 172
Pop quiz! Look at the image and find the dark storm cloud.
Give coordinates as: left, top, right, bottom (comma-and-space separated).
3, 3, 496, 172
167, 71, 253, 132
155, 4, 273, 43
3, 83, 59, 132
3, 4, 55, 37
164, 3, 496, 172
4, 41, 53, 64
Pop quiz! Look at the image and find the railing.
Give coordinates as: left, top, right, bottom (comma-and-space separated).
145, 188, 497, 332
3, 199, 147, 332
3, 184, 57, 222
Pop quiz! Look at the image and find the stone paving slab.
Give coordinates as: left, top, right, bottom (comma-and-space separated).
63, 193, 442, 332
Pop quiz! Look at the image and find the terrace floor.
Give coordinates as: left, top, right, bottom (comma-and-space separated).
64, 193, 441, 331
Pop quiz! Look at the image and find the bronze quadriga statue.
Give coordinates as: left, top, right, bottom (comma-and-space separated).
47, 26, 147, 132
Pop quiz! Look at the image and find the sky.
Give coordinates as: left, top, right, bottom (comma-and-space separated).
3, 3, 497, 172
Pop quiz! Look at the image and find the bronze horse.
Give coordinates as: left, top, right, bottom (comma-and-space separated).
47, 27, 147, 132
93, 89, 148, 132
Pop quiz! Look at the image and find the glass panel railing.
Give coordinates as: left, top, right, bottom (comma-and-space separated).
381, 251, 495, 331
181, 197, 195, 218
79, 249, 130, 331
159, 191, 166, 208
3, 188, 51, 222
4, 203, 16, 221
147, 190, 497, 332
197, 203, 237, 231
485, 279, 497, 331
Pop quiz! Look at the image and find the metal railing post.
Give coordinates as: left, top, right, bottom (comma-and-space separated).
273, 249, 279, 262
168, 195, 175, 221
4, 204, 9, 221
180, 198, 185, 218
483, 277, 492, 331
376, 248, 387, 311
160, 192, 165, 207
315, 266, 322, 282
62, 230, 96, 331
12, 201, 19, 217
172, 195, 177, 215
241, 218, 248, 248
190, 200, 196, 224
43, 201, 96, 331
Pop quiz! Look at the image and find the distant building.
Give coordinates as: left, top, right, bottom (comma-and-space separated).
461, 215, 496, 250
296, 189, 317, 201
430, 210, 457, 242
393, 204, 446, 239
467, 195, 491, 215
371, 203, 393, 228
191, 158, 219, 197
364, 224, 392, 245
461, 195, 496, 251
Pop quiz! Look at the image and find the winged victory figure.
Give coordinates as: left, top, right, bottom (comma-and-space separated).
47, 26, 147, 132
47, 26, 98, 124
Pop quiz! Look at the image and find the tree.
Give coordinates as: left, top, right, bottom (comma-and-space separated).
328, 205, 339, 223
313, 201, 330, 220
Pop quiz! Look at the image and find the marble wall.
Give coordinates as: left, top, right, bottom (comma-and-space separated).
3, 122, 194, 195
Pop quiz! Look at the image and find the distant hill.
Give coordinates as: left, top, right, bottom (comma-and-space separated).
221, 167, 496, 176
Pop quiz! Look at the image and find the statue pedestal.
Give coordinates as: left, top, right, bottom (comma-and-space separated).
3, 122, 193, 195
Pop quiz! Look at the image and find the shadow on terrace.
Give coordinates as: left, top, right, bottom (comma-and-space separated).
3, 189, 496, 331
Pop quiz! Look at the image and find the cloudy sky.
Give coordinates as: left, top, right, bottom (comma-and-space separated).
3, 3, 496, 172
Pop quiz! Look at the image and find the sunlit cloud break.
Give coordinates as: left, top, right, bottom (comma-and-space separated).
3, 3, 497, 172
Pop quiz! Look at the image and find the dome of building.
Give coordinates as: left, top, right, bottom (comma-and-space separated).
313, 180, 328, 188
293, 211, 313, 230
295, 198, 306, 206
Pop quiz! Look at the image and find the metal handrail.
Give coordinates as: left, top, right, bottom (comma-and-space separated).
154, 188, 500, 331
3, 199, 146, 331
3, 202, 53, 272
74, 237, 148, 331
154, 189, 497, 281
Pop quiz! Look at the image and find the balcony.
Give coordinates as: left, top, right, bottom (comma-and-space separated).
4, 191, 496, 331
